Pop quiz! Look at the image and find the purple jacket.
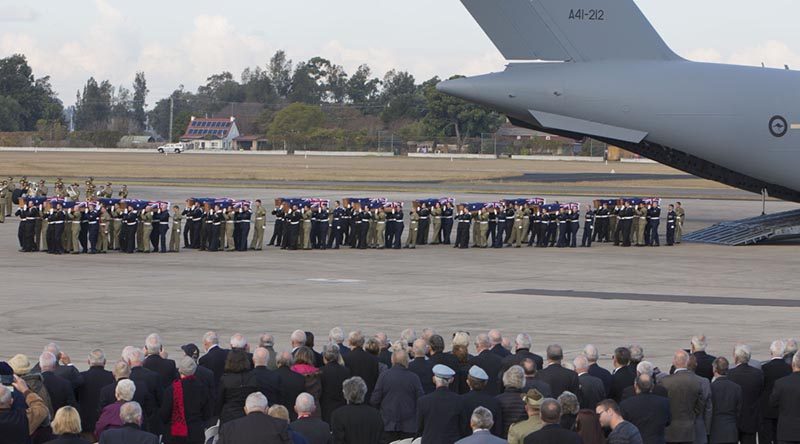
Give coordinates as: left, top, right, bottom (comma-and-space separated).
95, 401, 124, 440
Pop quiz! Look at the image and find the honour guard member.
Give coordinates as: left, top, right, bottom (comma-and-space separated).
392, 205, 404, 249
86, 202, 100, 254
268, 203, 285, 246
286, 205, 301, 250
38, 201, 48, 252
238, 203, 252, 251
15, 200, 36, 252
648, 201, 661, 246
569, 207, 580, 248
609, 205, 620, 245
251, 200, 267, 250
157, 203, 169, 253
223, 206, 235, 251
441, 202, 454, 244
139, 205, 154, 253
70, 205, 83, 253
170, 205, 182, 252
209, 206, 222, 252
494, 206, 506, 248
109, 203, 122, 250
123, 207, 138, 253
417, 203, 430, 245
97, 205, 111, 253
634, 203, 647, 246
455, 206, 472, 249
0, 180, 7, 223
300, 205, 312, 250
478, 207, 489, 248
374, 206, 386, 249
329, 201, 344, 249
118, 184, 128, 198
46, 202, 65, 254
581, 205, 595, 248
675, 202, 685, 244
666, 204, 677, 246
431, 202, 442, 245
405, 208, 419, 249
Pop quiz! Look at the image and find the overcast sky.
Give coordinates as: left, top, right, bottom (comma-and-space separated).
1, 0, 798, 105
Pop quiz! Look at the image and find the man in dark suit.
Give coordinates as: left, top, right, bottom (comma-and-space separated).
523, 398, 582, 444
610, 347, 636, 403
143, 334, 179, 389
291, 393, 331, 444
488, 329, 511, 358
536, 344, 579, 398
39, 352, 76, 411
621, 362, 669, 401
199, 331, 229, 385
574, 355, 606, 410
76, 349, 115, 435
468, 334, 504, 396
328, 327, 350, 360
320, 345, 350, 424
460, 366, 504, 437
218, 392, 292, 444
585, 344, 613, 396
304, 332, 325, 368
32, 343, 85, 394
521, 358, 552, 398
689, 336, 716, 382
429, 334, 463, 392
621, 374, 672, 444
375, 332, 393, 369
761, 340, 792, 444
123, 346, 164, 434
99, 361, 154, 423
417, 365, 463, 443
275, 351, 306, 421
769, 352, 800, 444
250, 347, 282, 406
660, 350, 703, 444
409, 339, 436, 394
344, 331, 380, 401
331, 377, 384, 444
499, 333, 544, 389
727, 344, 764, 444
710, 357, 741, 444
98, 401, 160, 444
370, 349, 424, 443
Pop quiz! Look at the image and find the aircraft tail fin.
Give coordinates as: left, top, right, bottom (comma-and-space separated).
460, 0, 680, 62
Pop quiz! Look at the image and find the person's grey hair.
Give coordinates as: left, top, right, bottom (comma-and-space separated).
583, 344, 599, 362
122, 346, 144, 365
793, 350, 800, 369
88, 349, 106, 367
348, 331, 365, 348
295, 392, 316, 413
392, 349, 410, 368
39, 351, 57, 371
400, 328, 417, 346
771, 340, 787, 358
673, 349, 690, 368
786, 339, 798, 355
734, 344, 751, 364
259, 333, 274, 348
277, 351, 294, 368
470, 406, 494, 430
329, 327, 344, 344
691, 335, 708, 352
291, 330, 307, 345
475, 333, 491, 350
558, 391, 580, 415
374, 332, 389, 347
488, 329, 503, 345
323, 343, 341, 363
112, 360, 131, 380
44, 343, 61, 359
0, 386, 12, 408
412, 338, 428, 357
636, 361, 654, 377
253, 347, 269, 366
502, 365, 525, 389
245, 392, 269, 413
115, 379, 136, 401
434, 375, 453, 386
178, 356, 197, 376
119, 402, 142, 425
546, 344, 563, 361
629, 345, 644, 362
516, 333, 532, 350
145, 333, 162, 355
203, 331, 219, 346
230, 333, 247, 349
573, 355, 589, 372
342, 377, 368, 404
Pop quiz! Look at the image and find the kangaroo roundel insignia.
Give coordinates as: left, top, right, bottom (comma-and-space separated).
769, 115, 788, 137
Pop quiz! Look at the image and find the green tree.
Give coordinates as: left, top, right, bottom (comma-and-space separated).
422, 75, 505, 150
241, 66, 276, 104
267, 103, 325, 149
0, 54, 63, 130
268, 50, 293, 99
198, 71, 245, 104
288, 61, 322, 104
74, 77, 113, 131
346, 64, 381, 108
0, 96, 23, 131
132, 72, 148, 131
379, 70, 424, 123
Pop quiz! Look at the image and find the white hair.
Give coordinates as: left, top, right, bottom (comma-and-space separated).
636, 361, 654, 377
120, 402, 142, 425
245, 392, 269, 413
399, 328, 417, 346
122, 346, 144, 365
794, 351, 800, 369
516, 333, 532, 350
115, 379, 136, 401
253, 347, 269, 366
145, 333, 162, 355
691, 335, 708, 352
291, 330, 307, 345
88, 349, 106, 367
230, 333, 247, 349
573, 355, 589, 372
44, 343, 61, 358
203, 331, 219, 346
178, 356, 197, 376
502, 365, 525, 389
471, 406, 494, 430
475, 334, 491, 350
452, 331, 471, 348
488, 329, 503, 345
39, 351, 57, 371
295, 392, 316, 414
771, 340, 787, 358
329, 327, 344, 344
583, 344, 599, 362
0, 386, 12, 408
734, 344, 751, 365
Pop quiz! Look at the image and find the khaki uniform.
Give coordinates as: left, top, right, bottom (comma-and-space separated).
4, 182, 14, 217
302, 209, 312, 250
39, 209, 49, 251
478, 211, 489, 247
63, 210, 73, 252
635, 206, 647, 246
431, 207, 442, 244
405, 211, 419, 248
118, 187, 128, 199
507, 416, 544, 444
521, 208, 531, 243
98, 211, 111, 252
0, 184, 7, 222
139, 211, 153, 252
70, 210, 82, 253
471, 211, 481, 247
110, 208, 122, 250
170, 211, 182, 252
225, 211, 235, 251
252, 205, 267, 250
375, 210, 386, 249
675, 206, 685, 243
512, 209, 525, 247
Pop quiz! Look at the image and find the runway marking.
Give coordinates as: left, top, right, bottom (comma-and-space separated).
489, 288, 800, 307
792, 124, 800, 130
306, 278, 364, 284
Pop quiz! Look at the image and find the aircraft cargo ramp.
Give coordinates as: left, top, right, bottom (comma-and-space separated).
685, 209, 800, 245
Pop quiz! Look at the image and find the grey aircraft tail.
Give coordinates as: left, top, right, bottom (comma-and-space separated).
460, 0, 681, 62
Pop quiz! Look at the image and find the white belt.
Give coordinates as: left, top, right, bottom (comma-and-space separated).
50, 221, 64, 224
377, 222, 385, 224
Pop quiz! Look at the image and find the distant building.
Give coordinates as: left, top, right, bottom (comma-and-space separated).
233, 135, 270, 151
180, 116, 240, 150
118, 135, 155, 147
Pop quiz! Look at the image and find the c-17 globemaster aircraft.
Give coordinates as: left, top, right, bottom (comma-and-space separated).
438, 0, 800, 202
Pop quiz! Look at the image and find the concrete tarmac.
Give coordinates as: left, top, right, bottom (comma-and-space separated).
1, 185, 798, 371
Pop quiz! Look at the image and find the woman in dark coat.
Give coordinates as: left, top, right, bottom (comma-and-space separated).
160, 357, 212, 444
291, 346, 322, 418
215, 349, 257, 424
